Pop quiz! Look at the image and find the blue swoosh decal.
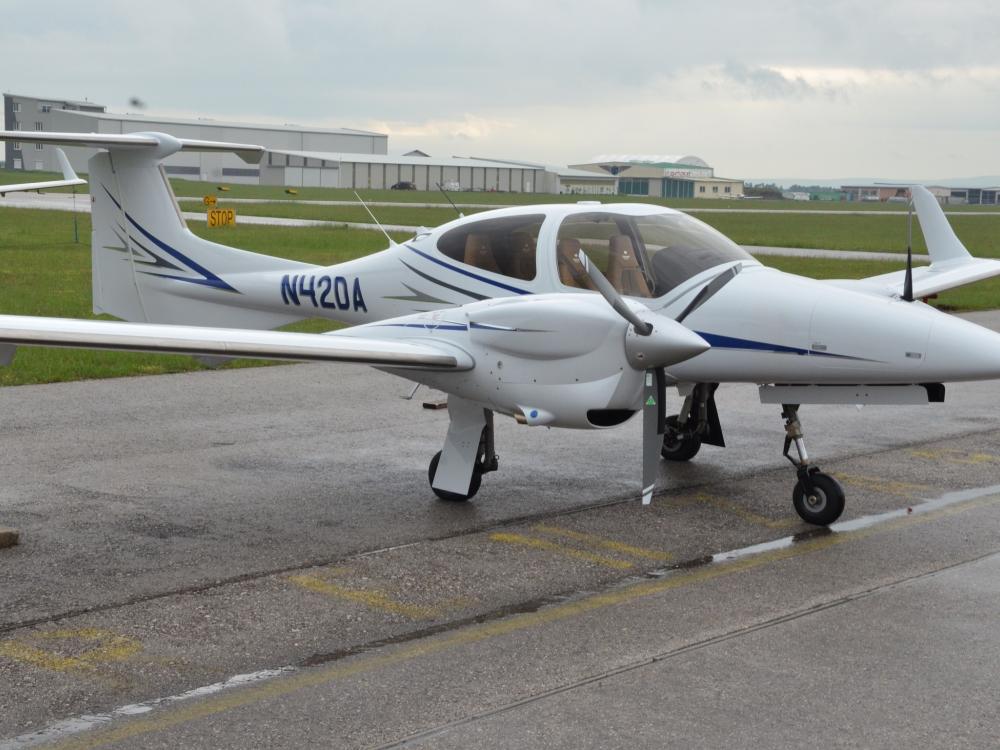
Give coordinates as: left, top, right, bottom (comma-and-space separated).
379, 323, 469, 331
102, 185, 237, 293
405, 244, 530, 296
696, 331, 873, 361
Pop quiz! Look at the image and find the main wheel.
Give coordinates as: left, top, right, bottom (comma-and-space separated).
792, 472, 845, 525
428, 451, 481, 502
661, 417, 702, 462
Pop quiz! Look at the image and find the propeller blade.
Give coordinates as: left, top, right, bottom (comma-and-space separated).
642, 366, 667, 505
577, 250, 653, 335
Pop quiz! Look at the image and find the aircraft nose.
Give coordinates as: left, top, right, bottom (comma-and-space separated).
925, 314, 1000, 381
626, 315, 710, 369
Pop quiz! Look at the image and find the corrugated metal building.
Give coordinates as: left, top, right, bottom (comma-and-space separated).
3, 92, 387, 183
261, 150, 544, 191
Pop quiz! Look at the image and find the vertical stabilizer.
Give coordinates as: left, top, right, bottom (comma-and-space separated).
89, 138, 312, 329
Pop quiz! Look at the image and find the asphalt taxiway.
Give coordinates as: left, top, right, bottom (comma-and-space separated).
1, 314, 999, 748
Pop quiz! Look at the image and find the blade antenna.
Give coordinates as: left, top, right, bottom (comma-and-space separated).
903, 192, 914, 302
436, 182, 464, 218
353, 190, 396, 246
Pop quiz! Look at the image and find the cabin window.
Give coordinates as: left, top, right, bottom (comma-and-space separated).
436, 214, 544, 281
556, 211, 752, 297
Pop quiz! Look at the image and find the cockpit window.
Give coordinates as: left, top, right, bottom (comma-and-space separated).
437, 214, 545, 281
556, 211, 752, 297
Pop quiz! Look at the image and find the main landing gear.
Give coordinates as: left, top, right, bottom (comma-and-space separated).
781, 404, 845, 526
427, 397, 498, 502
661, 383, 725, 462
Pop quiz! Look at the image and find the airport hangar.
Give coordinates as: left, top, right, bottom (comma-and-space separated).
2, 92, 739, 197
2, 92, 387, 183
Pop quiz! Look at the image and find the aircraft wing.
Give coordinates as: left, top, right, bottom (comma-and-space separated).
0, 148, 86, 196
0, 315, 472, 370
846, 185, 1000, 298
0, 131, 264, 163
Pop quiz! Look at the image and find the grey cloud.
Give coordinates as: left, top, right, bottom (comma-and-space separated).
721, 62, 816, 100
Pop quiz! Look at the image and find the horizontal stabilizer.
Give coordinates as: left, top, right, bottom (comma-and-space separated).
850, 185, 1000, 298
0, 131, 264, 164
0, 148, 86, 195
0, 315, 472, 370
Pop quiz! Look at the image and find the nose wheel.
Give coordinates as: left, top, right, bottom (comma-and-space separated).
792, 468, 845, 525
782, 404, 845, 526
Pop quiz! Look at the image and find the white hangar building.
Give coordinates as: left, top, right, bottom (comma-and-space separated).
260, 149, 615, 194
2, 93, 387, 183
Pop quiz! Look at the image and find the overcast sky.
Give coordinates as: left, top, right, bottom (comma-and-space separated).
2, 0, 999, 180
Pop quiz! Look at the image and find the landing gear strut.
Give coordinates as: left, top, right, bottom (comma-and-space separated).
661, 383, 724, 462
781, 404, 845, 525
428, 402, 499, 502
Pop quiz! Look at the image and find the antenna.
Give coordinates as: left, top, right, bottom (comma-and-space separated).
353, 191, 396, 246
902, 192, 914, 302
436, 182, 464, 218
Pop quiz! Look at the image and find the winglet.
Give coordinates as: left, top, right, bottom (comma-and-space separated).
54, 147, 80, 182
0, 147, 87, 196
911, 185, 971, 264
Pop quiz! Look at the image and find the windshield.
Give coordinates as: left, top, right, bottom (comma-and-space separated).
556, 211, 752, 297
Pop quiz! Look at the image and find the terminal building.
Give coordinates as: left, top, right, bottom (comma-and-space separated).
570, 155, 745, 199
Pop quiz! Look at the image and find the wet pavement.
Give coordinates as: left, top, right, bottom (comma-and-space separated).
1, 316, 1000, 748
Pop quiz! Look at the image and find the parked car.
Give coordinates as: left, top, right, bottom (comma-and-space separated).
390, 181, 417, 190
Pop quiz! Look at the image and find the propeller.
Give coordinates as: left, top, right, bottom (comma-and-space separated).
577, 250, 724, 505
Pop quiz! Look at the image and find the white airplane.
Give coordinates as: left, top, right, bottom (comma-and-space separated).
0, 147, 86, 196
2, 130, 1000, 526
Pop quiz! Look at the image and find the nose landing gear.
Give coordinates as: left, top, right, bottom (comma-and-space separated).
428, 398, 499, 502
781, 404, 845, 526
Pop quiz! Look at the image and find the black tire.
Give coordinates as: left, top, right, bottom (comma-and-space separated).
661, 421, 702, 462
428, 451, 481, 502
792, 472, 845, 525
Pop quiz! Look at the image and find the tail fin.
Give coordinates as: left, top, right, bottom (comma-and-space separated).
90, 142, 311, 329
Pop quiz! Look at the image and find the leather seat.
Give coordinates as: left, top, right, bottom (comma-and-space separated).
557, 238, 597, 290
510, 232, 536, 280
463, 233, 500, 274
606, 235, 651, 297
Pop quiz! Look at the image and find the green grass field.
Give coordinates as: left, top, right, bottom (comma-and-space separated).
199, 200, 1000, 257
0, 208, 409, 386
1, 203, 998, 386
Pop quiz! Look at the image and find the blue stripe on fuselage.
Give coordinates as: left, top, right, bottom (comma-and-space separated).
405, 244, 530, 296
696, 331, 869, 361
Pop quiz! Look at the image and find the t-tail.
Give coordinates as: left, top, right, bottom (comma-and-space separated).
86, 132, 313, 329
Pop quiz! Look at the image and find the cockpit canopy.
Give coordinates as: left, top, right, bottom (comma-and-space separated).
436, 214, 545, 282
435, 208, 752, 297
556, 211, 752, 297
